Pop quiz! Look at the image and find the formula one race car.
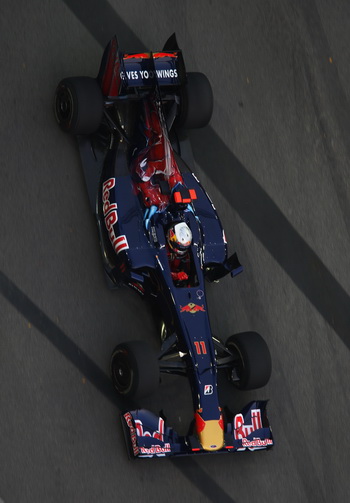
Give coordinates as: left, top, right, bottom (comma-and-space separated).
55, 34, 273, 458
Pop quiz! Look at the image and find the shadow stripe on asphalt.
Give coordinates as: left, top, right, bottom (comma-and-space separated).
0, 270, 119, 406
0, 270, 236, 503
188, 126, 350, 352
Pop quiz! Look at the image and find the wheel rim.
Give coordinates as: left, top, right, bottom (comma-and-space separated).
111, 351, 133, 394
55, 86, 73, 123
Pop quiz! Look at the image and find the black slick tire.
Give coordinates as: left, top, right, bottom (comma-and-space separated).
177, 72, 213, 129
110, 341, 159, 399
54, 77, 103, 135
225, 332, 272, 390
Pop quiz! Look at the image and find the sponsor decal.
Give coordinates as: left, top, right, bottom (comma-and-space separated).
196, 289, 204, 300
114, 235, 128, 254
234, 409, 262, 439
102, 178, 118, 216
123, 412, 139, 456
204, 384, 213, 395
233, 408, 272, 451
120, 68, 178, 81
194, 341, 207, 355
180, 303, 205, 314
102, 178, 129, 255
139, 444, 171, 455
241, 438, 273, 448
133, 417, 170, 457
135, 416, 165, 442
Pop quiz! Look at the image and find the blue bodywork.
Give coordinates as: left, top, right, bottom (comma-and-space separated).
72, 34, 273, 458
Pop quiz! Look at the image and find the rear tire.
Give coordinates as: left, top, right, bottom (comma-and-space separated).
110, 341, 159, 399
54, 77, 103, 134
226, 332, 272, 390
177, 72, 213, 129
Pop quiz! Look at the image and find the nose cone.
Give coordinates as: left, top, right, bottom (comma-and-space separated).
195, 412, 224, 451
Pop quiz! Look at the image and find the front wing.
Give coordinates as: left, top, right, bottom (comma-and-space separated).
121, 401, 273, 458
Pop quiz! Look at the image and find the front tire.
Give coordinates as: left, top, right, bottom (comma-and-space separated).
110, 341, 159, 399
226, 332, 272, 390
54, 77, 103, 135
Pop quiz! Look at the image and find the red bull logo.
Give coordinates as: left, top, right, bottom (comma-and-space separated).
180, 303, 205, 314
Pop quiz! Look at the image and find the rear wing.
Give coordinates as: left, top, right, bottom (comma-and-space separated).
98, 36, 186, 97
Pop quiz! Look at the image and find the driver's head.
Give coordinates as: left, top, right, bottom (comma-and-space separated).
167, 222, 192, 256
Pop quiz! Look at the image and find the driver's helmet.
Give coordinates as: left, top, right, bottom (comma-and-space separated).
167, 222, 192, 256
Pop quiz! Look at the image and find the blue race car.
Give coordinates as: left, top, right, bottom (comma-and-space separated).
55, 34, 273, 458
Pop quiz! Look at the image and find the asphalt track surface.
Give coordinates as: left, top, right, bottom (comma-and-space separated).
1, 1, 350, 502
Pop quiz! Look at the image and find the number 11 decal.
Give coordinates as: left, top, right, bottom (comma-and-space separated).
194, 341, 207, 354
